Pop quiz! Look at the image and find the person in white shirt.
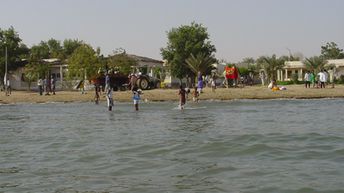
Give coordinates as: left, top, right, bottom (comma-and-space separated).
106, 87, 114, 111
317, 70, 326, 88
37, 78, 43, 95
304, 71, 311, 88
5, 78, 11, 96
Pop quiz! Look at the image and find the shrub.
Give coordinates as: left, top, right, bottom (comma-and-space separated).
277, 81, 294, 85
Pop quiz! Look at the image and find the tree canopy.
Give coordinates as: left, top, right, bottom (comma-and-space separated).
63, 39, 84, 58
0, 27, 29, 80
161, 22, 216, 80
304, 56, 327, 73
321, 42, 344, 59
67, 44, 99, 79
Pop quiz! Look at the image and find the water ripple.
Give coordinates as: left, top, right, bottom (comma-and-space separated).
1, 100, 344, 192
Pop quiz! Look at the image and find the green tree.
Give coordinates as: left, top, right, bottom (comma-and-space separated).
107, 51, 137, 75
0, 27, 29, 81
30, 42, 50, 59
304, 56, 327, 74
238, 67, 250, 76
47, 38, 63, 59
67, 44, 99, 80
30, 39, 67, 59
161, 22, 216, 81
63, 39, 83, 58
321, 42, 344, 59
256, 55, 285, 82
24, 62, 49, 90
240, 57, 259, 75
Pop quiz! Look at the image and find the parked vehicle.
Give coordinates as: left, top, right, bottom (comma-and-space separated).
90, 72, 160, 91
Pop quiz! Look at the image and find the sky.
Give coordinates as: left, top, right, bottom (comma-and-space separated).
1, 0, 344, 62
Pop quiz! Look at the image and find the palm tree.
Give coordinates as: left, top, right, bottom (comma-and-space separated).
256, 54, 285, 82
304, 56, 327, 74
185, 53, 216, 87
185, 53, 216, 76
185, 53, 216, 85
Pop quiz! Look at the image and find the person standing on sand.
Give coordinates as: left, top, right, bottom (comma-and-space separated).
328, 67, 335, 88
310, 71, 316, 88
5, 78, 11, 96
197, 71, 203, 94
304, 71, 311, 88
178, 85, 186, 109
37, 78, 43, 95
44, 77, 50, 95
223, 70, 228, 88
106, 87, 114, 111
210, 77, 216, 92
260, 71, 266, 86
132, 86, 141, 111
210, 71, 216, 92
324, 69, 329, 86
318, 70, 326, 88
51, 76, 56, 95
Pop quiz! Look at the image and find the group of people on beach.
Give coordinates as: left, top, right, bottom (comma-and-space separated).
303, 69, 335, 89
266, 68, 336, 91
37, 76, 56, 95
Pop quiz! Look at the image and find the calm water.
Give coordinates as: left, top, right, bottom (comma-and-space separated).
0, 99, 344, 193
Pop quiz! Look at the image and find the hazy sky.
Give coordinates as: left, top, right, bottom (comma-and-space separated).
1, 0, 343, 62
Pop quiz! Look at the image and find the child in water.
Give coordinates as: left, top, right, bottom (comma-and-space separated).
132, 86, 142, 111
193, 86, 199, 103
178, 85, 186, 109
106, 87, 114, 111
94, 84, 100, 104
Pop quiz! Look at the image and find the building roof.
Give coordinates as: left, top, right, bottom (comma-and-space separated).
127, 54, 163, 68
326, 59, 344, 67
284, 61, 306, 69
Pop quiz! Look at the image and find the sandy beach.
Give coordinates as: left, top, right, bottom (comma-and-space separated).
1, 85, 344, 104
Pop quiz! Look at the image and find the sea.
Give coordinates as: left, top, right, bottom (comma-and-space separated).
0, 99, 343, 193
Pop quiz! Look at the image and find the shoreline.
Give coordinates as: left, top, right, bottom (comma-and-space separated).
1, 85, 344, 104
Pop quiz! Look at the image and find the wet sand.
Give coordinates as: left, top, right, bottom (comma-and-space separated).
0, 85, 343, 104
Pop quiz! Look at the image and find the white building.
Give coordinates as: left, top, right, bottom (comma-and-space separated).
277, 61, 306, 81
326, 59, 344, 78
8, 58, 67, 90
277, 59, 344, 81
